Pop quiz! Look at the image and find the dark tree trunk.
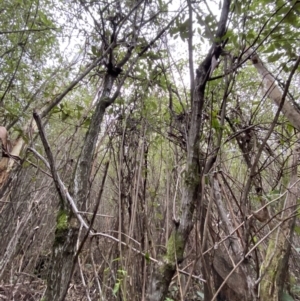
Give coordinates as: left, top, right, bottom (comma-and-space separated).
146, 1, 231, 300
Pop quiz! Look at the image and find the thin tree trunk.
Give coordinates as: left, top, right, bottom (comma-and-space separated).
146, 1, 231, 300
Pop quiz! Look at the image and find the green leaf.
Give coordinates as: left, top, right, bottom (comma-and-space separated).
169, 25, 180, 36
112, 257, 120, 262
268, 53, 282, 63
61, 111, 69, 121
286, 122, 294, 134
247, 30, 256, 40
51, 107, 61, 114
117, 269, 127, 276
148, 52, 161, 60
211, 113, 221, 131
285, 11, 298, 25
113, 282, 120, 296
264, 44, 276, 53
91, 46, 98, 56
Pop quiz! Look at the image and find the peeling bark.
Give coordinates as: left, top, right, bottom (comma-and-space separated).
0, 121, 37, 188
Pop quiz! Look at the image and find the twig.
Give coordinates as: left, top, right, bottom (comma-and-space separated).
33, 110, 68, 208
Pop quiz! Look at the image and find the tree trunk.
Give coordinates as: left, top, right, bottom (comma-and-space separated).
44, 73, 117, 301
245, 49, 300, 130
146, 1, 231, 300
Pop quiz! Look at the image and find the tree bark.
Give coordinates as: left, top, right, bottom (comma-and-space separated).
146, 1, 231, 300
245, 49, 300, 131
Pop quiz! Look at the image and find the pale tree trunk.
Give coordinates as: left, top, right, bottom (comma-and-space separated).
245, 49, 300, 130
259, 145, 299, 300
146, 1, 231, 300
0, 131, 27, 187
